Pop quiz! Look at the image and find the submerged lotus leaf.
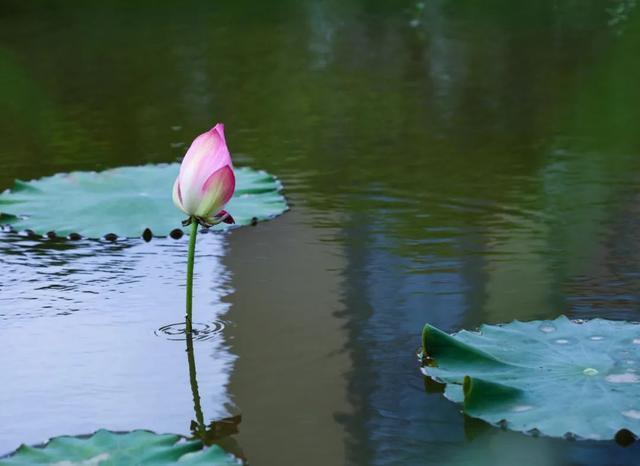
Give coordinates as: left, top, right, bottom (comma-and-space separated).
421, 316, 640, 440
0, 164, 287, 238
0, 429, 239, 465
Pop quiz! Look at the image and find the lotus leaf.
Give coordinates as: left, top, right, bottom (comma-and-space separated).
421, 316, 640, 441
0, 164, 287, 238
0, 429, 239, 465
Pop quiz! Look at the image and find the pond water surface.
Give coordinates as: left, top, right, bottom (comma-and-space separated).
1, 1, 640, 465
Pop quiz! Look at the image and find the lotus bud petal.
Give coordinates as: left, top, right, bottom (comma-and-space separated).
214, 210, 235, 224
172, 123, 236, 219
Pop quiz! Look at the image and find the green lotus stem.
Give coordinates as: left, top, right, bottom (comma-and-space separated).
186, 330, 205, 434
185, 219, 198, 335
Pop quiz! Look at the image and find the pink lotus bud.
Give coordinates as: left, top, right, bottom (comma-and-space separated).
172, 123, 236, 220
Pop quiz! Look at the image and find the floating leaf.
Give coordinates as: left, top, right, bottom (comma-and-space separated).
0, 164, 287, 238
0, 429, 239, 465
421, 316, 640, 441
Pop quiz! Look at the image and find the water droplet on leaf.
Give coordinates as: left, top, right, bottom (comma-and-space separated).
606, 373, 640, 384
512, 405, 534, 412
623, 410, 640, 420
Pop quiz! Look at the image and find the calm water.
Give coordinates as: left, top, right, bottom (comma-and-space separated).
1, 0, 640, 464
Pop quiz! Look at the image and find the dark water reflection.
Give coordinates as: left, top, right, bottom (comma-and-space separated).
1, 0, 640, 464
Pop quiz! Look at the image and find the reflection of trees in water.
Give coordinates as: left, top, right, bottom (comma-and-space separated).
456, 5, 640, 323
608, 0, 638, 35
294, 0, 640, 326
337, 213, 468, 465
328, 3, 640, 463
563, 193, 640, 319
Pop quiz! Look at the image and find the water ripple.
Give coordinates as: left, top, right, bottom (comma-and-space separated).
155, 321, 226, 342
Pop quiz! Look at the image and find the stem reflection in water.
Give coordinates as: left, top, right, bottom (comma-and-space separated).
186, 330, 205, 436
184, 327, 244, 458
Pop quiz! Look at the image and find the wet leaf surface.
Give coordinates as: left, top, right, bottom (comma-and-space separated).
421, 316, 640, 441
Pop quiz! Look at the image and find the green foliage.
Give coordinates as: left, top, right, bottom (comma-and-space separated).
0, 164, 287, 238
421, 316, 640, 440
0, 429, 239, 465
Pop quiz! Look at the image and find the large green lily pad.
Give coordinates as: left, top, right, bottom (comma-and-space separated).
0, 164, 287, 238
421, 316, 640, 440
0, 430, 239, 465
